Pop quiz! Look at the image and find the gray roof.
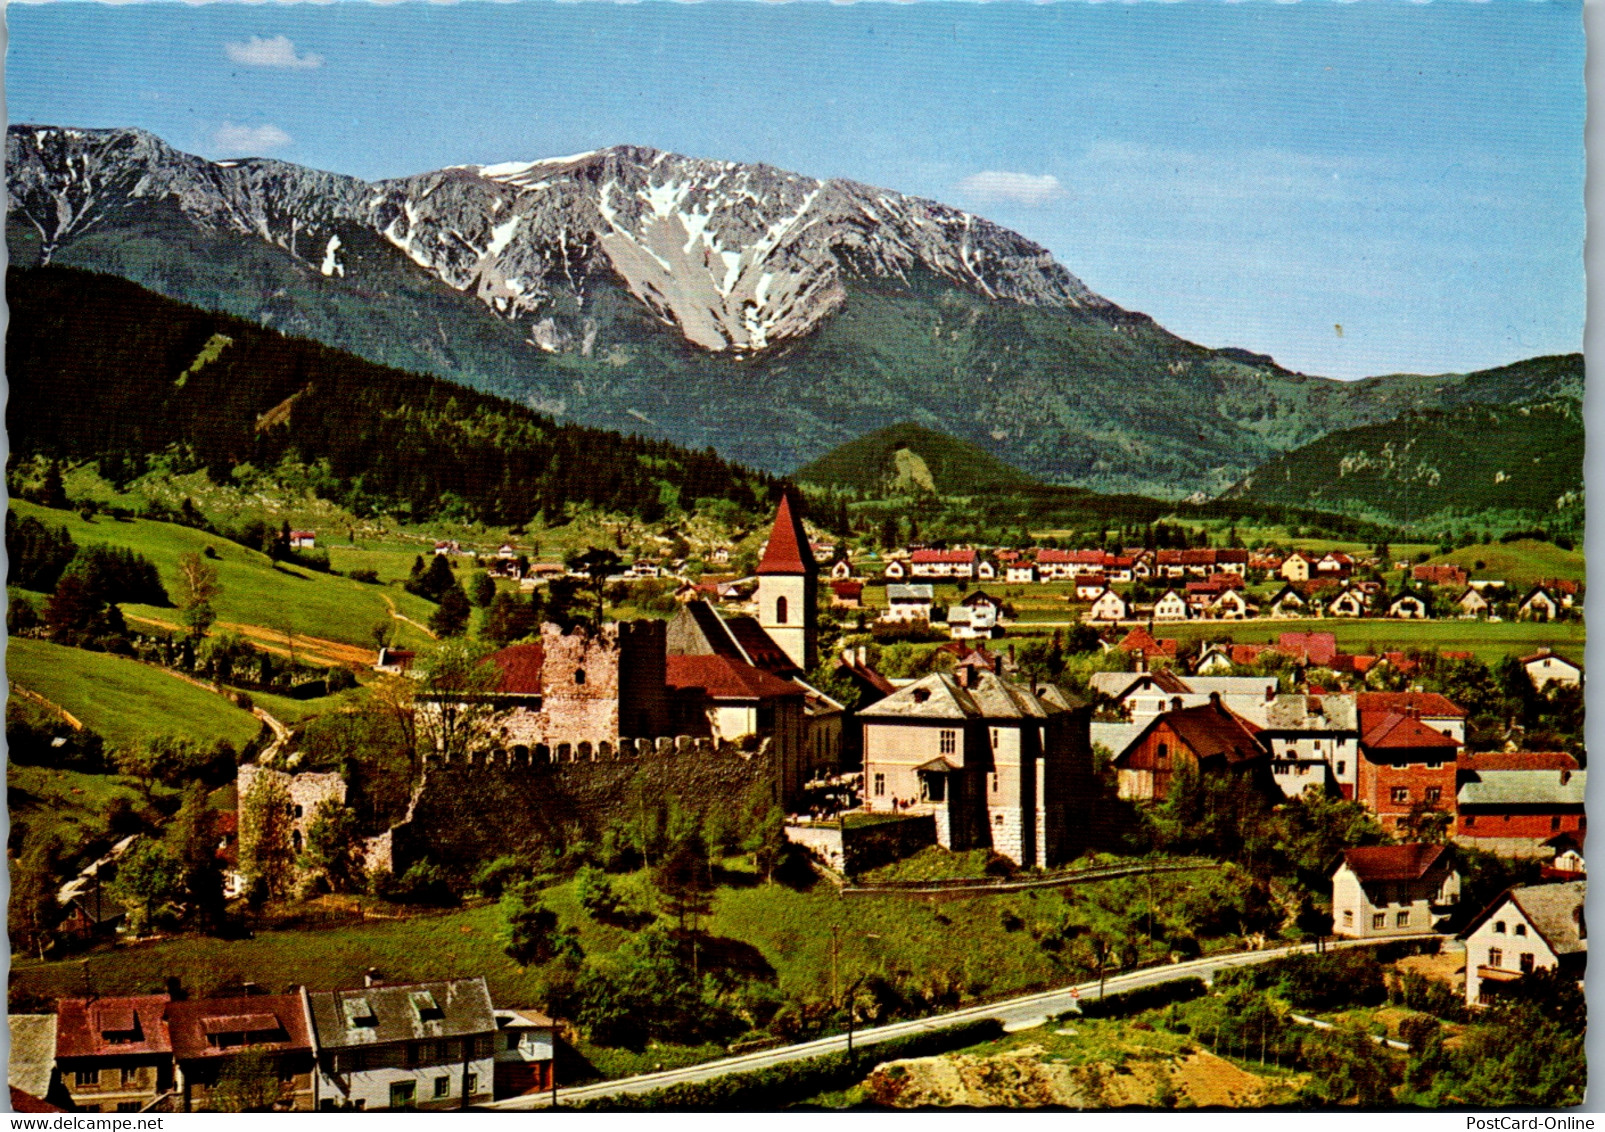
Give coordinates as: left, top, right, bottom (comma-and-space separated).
1088, 671, 1145, 700
8, 1015, 56, 1099
1262, 693, 1358, 732
1183, 676, 1279, 698
1510, 881, 1588, 956
858, 671, 1078, 723
1458, 768, 1586, 808
1090, 720, 1141, 757
887, 584, 935, 602
307, 978, 495, 1049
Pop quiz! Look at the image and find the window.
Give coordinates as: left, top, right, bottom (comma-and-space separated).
293, 804, 303, 818
1488, 947, 1504, 968
1390, 787, 1409, 804
389, 1081, 416, 1109
1514, 923, 1527, 937
75, 1069, 99, 1088
1494, 920, 1506, 934
1396, 910, 1411, 928
1466, 815, 1476, 828
116, 1103, 140, 1113
434, 1076, 450, 1099
775, 596, 788, 624
939, 730, 956, 755
121, 1067, 140, 1087
1520, 953, 1536, 974
1552, 815, 1562, 831
465, 1072, 479, 1095
991, 728, 999, 749
507, 1032, 520, 1051
1157, 742, 1169, 765
574, 668, 586, 685
1372, 913, 1386, 930
991, 773, 999, 794
1424, 787, 1441, 804
994, 814, 1004, 826
1336, 761, 1346, 776
1343, 910, 1354, 925
873, 773, 885, 797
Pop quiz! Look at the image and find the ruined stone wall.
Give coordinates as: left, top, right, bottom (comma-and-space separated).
236, 764, 347, 857
390, 737, 780, 878
538, 623, 623, 747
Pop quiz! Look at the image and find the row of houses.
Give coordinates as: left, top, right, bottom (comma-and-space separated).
1090, 668, 1585, 854
873, 546, 1252, 583
8, 974, 553, 1113
1079, 579, 1571, 624
1329, 848, 1584, 1008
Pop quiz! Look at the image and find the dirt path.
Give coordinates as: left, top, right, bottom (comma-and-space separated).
382, 593, 438, 641
253, 706, 292, 763
123, 614, 374, 668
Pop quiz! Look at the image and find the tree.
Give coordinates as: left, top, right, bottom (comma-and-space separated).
239, 773, 296, 897
1298, 1023, 1397, 1106
299, 798, 365, 893
415, 641, 506, 763
500, 881, 579, 966
484, 591, 540, 645
575, 865, 622, 920
10, 837, 61, 959
39, 460, 69, 509
44, 571, 127, 649
567, 547, 622, 628
653, 838, 714, 939
429, 584, 472, 638
176, 551, 222, 640
110, 838, 186, 935
469, 571, 497, 608
746, 805, 788, 883
207, 1047, 284, 1112
168, 782, 228, 934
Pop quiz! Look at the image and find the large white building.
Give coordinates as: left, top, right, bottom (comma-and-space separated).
1459, 881, 1587, 1007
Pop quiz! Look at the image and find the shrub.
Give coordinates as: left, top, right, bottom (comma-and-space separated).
1071, 977, 1207, 1020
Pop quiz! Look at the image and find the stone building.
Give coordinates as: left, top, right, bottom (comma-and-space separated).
857, 665, 1094, 867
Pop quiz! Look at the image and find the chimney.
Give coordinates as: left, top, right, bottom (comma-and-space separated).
364, 968, 382, 988
1209, 690, 1223, 712
165, 976, 186, 1002
1134, 648, 1147, 674
241, 981, 263, 997
858, 645, 868, 667
1171, 696, 1184, 712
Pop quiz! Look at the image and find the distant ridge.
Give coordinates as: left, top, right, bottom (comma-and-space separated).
794, 423, 1038, 497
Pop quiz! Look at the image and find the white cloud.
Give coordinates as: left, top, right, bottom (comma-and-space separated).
212, 122, 293, 155
225, 35, 322, 69
956, 170, 1067, 207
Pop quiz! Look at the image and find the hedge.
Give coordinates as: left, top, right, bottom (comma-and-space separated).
569, 1018, 1006, 1110
1062, 977, 1208, 1020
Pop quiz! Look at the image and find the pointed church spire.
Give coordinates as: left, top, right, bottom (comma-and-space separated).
757, 490, 814, 577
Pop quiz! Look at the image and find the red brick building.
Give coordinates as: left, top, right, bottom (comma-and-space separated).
1113, 695, 1271, 802
1355, 708, 1461, 831
1455, 751, 1586, 854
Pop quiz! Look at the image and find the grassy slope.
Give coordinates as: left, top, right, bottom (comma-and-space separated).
1130, 618, 1585, 668
1418, 539, 1586, 587
794, 422, 1038, 497
10, 500, 437, 654
8, 764, 162, 859
6, 637, 260, 750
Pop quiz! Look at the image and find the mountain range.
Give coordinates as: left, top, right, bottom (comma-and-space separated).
6, 124, 1583, 500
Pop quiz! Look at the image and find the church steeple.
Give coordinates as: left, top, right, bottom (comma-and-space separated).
755, 491, 817, 671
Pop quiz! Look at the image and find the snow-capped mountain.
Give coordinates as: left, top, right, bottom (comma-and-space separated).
7, 125, 1110, 355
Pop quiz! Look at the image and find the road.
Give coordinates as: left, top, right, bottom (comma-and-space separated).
482, 936, 1396, 1110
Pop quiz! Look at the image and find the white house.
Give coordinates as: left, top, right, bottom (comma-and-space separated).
1331, 843, 1459, 940
1459, 881, 1587, 1007
1266, 584, 1311, 620
1005, 562, 1038, 584
883, 559, 909, 581
1262, 692, 1360, 799
1387, 593, 1430, 619
306, 977, 497, 1111
882, 583, 935, 623
492, 1009, 555, 1098
1519, 587, 1561, 622
1456, 587, 1491, 619
1522, 648, 1583, 690
1280, 554, 1314, 583
1208, 590, 1253, 620
1086, 588, 1131, 623
289, 530, 316, 549
1326, 587, 1368, 618
1074, 574, 1110, 601
1152, 590, 1190, 622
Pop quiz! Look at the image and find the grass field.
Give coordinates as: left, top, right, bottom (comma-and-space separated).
8, 764, 165, 863
6, 637, 262, 750
1419, 539, 1585, 587
1149, 617, 1585, 667
11, 501, 438, 654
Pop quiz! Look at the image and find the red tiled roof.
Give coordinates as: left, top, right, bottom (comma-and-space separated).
1459, 751, 1580, 772
1355, 691, 1468, 719
1342, 843, 1449, 883
830, 580, 865, 599
665, 654, 804, 701
1440, 650, 1474, 661
166, 994, 311, 1062
1117, 628, 1178, 658
724, 617, 801, 676
756, 493, 813, 576
489, 643, 545, 695
10, 1087, 63, 1113
1230, 644, 1272, 665
1149, 700, 1265, 766
1277, 632, 1338, 666
1361, 712, 1461, 751
56, 996, 172, 1060
1519, 649, 1580, 668
910, 548, 978, 564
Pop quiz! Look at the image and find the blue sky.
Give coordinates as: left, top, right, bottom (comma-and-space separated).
5, 1, 1585, 380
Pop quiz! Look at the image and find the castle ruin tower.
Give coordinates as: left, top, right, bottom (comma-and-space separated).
755, 490, 818, 672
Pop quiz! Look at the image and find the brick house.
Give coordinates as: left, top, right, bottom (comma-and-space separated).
1455, 752, 1586, 856
856, 668, 1094, 867
1111, 695, 1271, 803
1459, 881, 1587, 1007
55, 995, 174, 1113
1331, 843, 1459, 939
306, 977, 497, 1111
1355, 704, 1462, 831
164, 992, 316, 1112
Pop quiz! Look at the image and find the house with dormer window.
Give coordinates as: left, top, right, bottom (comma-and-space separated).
306, 976, 496, 1111
1459, 881, 1586, 1006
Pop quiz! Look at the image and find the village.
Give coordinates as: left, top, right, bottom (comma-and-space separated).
6, 492, 1588, 1112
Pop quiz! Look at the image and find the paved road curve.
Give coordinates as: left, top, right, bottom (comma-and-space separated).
482, 936, 1401, 1110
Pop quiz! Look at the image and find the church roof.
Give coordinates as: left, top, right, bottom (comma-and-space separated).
757, 493, 814, 576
